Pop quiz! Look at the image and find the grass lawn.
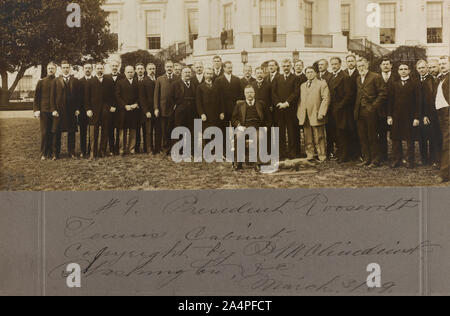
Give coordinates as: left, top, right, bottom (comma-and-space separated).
0, 118, 447, 191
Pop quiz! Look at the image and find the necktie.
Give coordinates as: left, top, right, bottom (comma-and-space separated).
186, 81, 190, 88
307, 81, 312, 88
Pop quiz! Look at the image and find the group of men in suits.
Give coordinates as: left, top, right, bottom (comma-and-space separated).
33, 54, 450, 182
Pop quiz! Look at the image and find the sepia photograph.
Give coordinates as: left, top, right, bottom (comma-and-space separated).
1, 0, 449, 191
1, 0, 450, 299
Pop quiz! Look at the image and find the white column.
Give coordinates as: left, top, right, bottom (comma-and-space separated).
195, 0, 210, 54
122, 0, 139, 52
165, 0, 186, 44
328, 0, 347, 51
353, 0, 369, 39
234, 0, 253, 50
286, 0, 304, 49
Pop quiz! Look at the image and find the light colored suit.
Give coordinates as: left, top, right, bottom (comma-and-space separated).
297, 78, 330, 161
297, 78, 330, 126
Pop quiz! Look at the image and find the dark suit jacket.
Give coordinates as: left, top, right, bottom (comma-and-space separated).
438, 73, 450, 104
232, 100, 272, 128
212, 68, 224, 82
86, 76, 114, 126
215, 74, 243, 119
51, 76, 79, 132
354, 71, 387, 120
240, 77, 256, 90
116, 78, 140, 129
138, 77, 155, 117
196, 81, 223, 127
344, 69, 358, 111
172, 79, 197, 115
252, 80, 272, 110
191, 74, 205, 89
294, 73, 308, 88
328, 71, 354, 130
154, 73, 177, 117
319, 71, 333, 84
388, 78, 421, 141
420, 75, 438, 120
271, 73, 300, 113
77, 77, 91, 124
106, 73, 125, 128
33, 75, 55, 113
379, 72, 397, 118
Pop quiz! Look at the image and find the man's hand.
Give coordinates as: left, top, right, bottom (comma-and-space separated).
110, 107, 116, 113
220, 113, 225, 120
52, 111, 59, 117
276, 103, 283, 109
131, 103, 138, 110
146, 112, 152, 119
318, 114, 325, 121
125, 105, 132, 111
33, 111, 40, 118
155, 109, 160, 118
75, 110, 80, 117
387, 116, 393, 126
413, 119, 420, 127
87, 110, 93, 118
424, 117, 431, 126
283, 102, 290, 109
201, 114, 207, 122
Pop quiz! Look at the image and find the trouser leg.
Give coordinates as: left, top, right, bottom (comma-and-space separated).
357, 115, 370, 162
68, 131, 75, 156
392, 140, 403, 164
438, 108, 449, 180
314, 125, 327, 162
303, 118, 315, 160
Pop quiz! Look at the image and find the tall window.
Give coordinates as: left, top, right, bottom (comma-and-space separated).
341, 4, 350, 38
223, 3, 233, 45
304, 1, 313, 44
260, 0, 277, 42
107, 12, 119, 49
380, 3, 396, 44
188, 10, 199, 47
17, 75, 33, 92
146, 11, 161, 50
427, 2, 443, 43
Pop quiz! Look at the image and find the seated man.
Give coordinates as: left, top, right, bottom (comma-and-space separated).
231, 85, 272, 171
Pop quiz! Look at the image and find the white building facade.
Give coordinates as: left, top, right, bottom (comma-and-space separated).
7, 0, 450, 93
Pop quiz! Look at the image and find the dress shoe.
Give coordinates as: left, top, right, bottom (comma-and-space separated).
232, 163, 243, 171
437, 177, 449, 183
407, 163, 415, 169
52, 156, 58, 161
254, 164, 261, 172
41, 156, 46, 161
79, 153, 85, 159
391, 162, 401, 168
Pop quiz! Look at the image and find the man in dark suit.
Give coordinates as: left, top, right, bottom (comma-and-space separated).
135, 63, 148, 154
215, 61, 243, 134
436, 56, 450, 182
252, 67, 272, 110
354, 58, 387, 167
138, 63, 157, 155
106, 60, 124, 155
416, 60, 442, 167
77, 63, 93, 158
344, 54, 361, 161
294, 60, 308, 86
172, 67, 197, 156
212, 56, 224, 82
272, 58, 300, 159
85, 63, 115, 159
197, 67, 224, 131
50, 60, 79, 160
116, 65, 140, 155
240, 65, 256, 90
267, 60, 280, 84
232, 85, 272, 171
154, 60, 177, 154
318, 59, 333, 84
328, 57, 355, 163
387, 63, 421, 169
33, 62, 57, 160
192, 61, 205, 88
379, 59, 396, 163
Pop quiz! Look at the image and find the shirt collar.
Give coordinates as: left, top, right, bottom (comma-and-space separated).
85, 76, 92, 80
401, 76, 410, 81
333, 69, 342, 76
225, 73, 232, 80
247, 99, 255, 106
